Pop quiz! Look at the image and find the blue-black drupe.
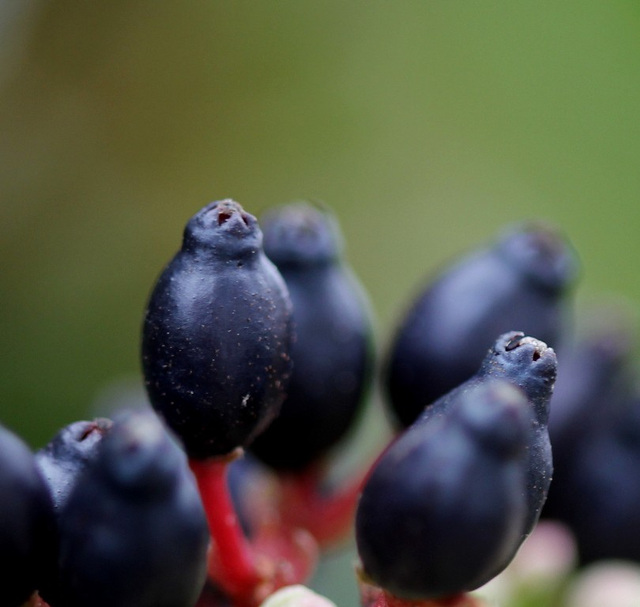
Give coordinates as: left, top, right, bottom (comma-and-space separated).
36, 418, 113, 515
0, 423, 56, 607
57, 411, 209, 607
544, 324, 634, 522
141, 200, 293, 458
356, 380, 532, 600
250, 202, 374, 470
416, 331, 557, 541
385, 222, 576, 427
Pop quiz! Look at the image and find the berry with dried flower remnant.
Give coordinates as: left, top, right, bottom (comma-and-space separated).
356, 380, 531, 600
141, 199, 293, 458
57, 411, 209, 607
417, 331, 557, 540
35, 418, 113, 514
385, 222, 577, 427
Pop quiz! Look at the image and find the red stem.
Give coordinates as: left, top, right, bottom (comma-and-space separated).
189, 457, 261, 603
357, 572, 485, 607
373, 590, 484, 607
22, 593, 51, 607
279, 462, 366, 547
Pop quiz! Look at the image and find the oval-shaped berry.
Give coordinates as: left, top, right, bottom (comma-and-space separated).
356, 381, 530, 600
141, 200, 293, 458
0, 423, 56, 606
554, 394, 640, 564
35, 418, 113, 514
385, 222, 577, 427
544, 322, 634, 520
250, 203, 374, 470
417, 331, 557, 539
57, 411, 209, 607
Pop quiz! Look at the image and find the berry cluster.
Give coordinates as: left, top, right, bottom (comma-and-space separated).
3, 199, 639, 607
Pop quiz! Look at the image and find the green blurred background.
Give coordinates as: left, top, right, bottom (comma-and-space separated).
1, 2, 640, 603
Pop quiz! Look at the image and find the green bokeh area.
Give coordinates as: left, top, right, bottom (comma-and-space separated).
1, 2, 640, 603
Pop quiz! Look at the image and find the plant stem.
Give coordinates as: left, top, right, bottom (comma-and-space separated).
279, 462, 366, 547
190, 456, 260, 604
357, 570, 486, 607
372, 591, 484, 607
21, 593, 51, 607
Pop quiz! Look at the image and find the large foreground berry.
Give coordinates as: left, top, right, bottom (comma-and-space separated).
0, 423, 56, 606
385, 222, 577, 427
250, 202, 374, 470
142, 200, 293, 458
417, 331, 557, 539
356, 381, 531, 600
57, 411, 209, 607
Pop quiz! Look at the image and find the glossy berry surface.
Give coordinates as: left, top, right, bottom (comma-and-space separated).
250, 202, 374, 470
356, 380, 531, 600
385, 222, 577, 427
57, 411, 209, 607
35, 418, 113, 514
0, 423, 56, 607
142, 199, 293, 458
417, 331, 557, 539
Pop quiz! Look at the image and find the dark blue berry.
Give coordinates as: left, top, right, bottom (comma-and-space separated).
141, 200, 293, 458
416, 331, 557, 539
35, 418, 113, 514
0, 423, 56, 606
57, 411, 209, 607
539, 319, 640, 562
544, 323, 634, 520
356, 380, 531, 600
250, 202, 374, 470
553, 394, 640, 564
385, 222, 577, 427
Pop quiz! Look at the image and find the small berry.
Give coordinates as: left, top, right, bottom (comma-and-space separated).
35, 418, 113, 514
385, 222, 577, 427
57, 411, 209, 607
141, 200, 293, 458
250, 202, 374, 470
356, 380, 531, 600
544, 323, 634, 520
0, 423, 56, 607
554, 394, 640, 564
